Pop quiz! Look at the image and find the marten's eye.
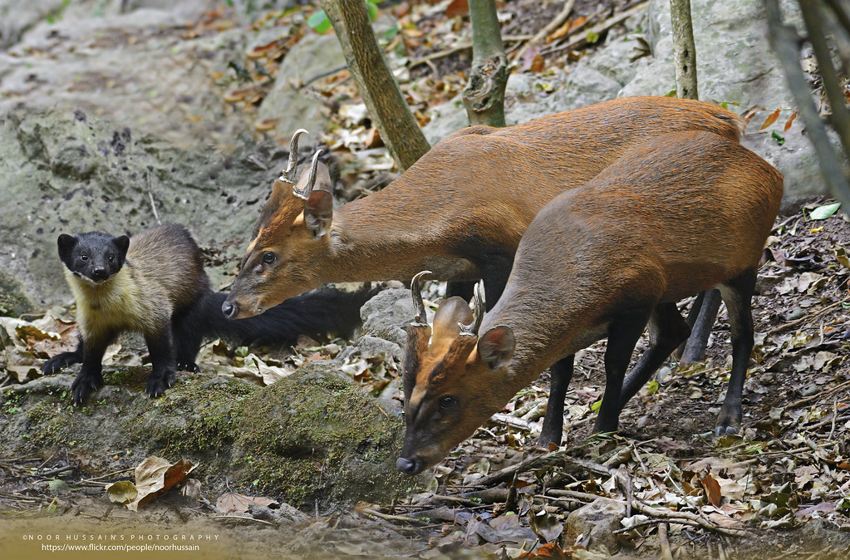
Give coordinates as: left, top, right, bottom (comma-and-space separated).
439, 396, 457, 409
262, 252, 276, 265
80, 254, 88, 261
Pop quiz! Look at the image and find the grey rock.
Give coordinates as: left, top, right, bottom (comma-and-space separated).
257, 32, 345, 144
359, 288, 430, 347
247, 501, 308, 524
563, 497, 627, 553
621, 0, 827, 209
338, 335, 403, 364
0, 109, 290, 307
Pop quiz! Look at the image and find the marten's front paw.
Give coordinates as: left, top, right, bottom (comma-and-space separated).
146, 370, 175, 398
71, 372, 104, 405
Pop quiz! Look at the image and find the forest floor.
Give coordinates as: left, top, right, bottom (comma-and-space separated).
1, 1, 849, 559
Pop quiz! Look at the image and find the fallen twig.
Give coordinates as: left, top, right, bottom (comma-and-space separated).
491, 412, 540, 433
408, 35, 532, 70
474, 448, 613, 487
630, 499, 748, 537
786, 377, 850, 409
658, 522, 674, 560
514, 0, 576, 61
765, 297, 847, 337
542, 1, 649, 55
35, 465, 75, 478
357, 505, 429, 525
300, 64, 348, 89
213, 515, 275, 526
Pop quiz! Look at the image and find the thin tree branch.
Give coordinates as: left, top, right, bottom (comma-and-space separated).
764, 0, 850, 209
514, 0, 576, 61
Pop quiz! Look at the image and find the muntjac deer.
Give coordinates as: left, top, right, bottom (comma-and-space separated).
222, 97, 744, 449
396, 130, 783, 476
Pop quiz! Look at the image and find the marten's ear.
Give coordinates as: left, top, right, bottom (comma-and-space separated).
57, 234, 77, 262
114, 235, 130, 258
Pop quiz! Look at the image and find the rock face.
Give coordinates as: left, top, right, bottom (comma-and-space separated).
620, 0, 821, 209
425, 0, 827, 209
359, 288, 432, 348
0, 0, 335, 308
0, 109, 289, 308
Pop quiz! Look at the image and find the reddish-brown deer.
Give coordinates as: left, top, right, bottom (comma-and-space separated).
397, 130, 783, 475
222, 96, 745, 448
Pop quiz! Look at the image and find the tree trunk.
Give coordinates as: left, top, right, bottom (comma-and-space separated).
320, 0, 430, 171
462, 0, 508, 127
669, 0, 699, 100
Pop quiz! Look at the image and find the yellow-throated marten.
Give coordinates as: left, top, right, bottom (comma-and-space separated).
42, 223, 372, 404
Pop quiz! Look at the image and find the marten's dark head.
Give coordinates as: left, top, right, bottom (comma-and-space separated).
57, 232, 130, 284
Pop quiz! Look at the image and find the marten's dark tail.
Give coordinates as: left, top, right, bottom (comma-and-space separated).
172, 285, 376, 370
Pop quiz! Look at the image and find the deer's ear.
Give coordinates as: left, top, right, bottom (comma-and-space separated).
304, 189, 333, 238
478, 326, 515, 371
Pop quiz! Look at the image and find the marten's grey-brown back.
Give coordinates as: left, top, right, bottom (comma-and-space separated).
126, 224, 209, 311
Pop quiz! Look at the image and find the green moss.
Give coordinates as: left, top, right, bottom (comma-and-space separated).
123, 375, 255, 454
0, 362, 408, 508
234, 363, 407, 508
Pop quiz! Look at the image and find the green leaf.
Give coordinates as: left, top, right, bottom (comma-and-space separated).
367, 2, 378, 21
645, 380, 659, 395
590, 399, 601, 412
586, 31, 600, 44
771, 131, 785, 145
385, 24, 400, 40
664, 89, 677, 97
810, 202, 841, 220
308, 10, 331, 33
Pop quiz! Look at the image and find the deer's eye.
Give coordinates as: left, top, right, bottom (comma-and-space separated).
439, 396, 457, 409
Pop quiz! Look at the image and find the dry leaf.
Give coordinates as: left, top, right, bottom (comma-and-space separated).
445, 0, 469, 17
702, 473, 722, 507
126, 457, 196, 511
106, 481, 138, 504
216, 492, 278, 514
784, 108, 798, 132
760, 108, 781, 130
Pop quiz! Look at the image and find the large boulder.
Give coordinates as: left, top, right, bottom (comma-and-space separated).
0, 109, 289, 308
620, 0, 823, 209
424, 0, 827, 209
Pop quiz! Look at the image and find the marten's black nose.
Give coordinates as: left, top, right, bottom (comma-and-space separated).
222, 300, 238, 319
92, 267, 107, 280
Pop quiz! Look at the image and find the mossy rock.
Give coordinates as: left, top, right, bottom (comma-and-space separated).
0, 361, 407, 508
233, 361, 407, 508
